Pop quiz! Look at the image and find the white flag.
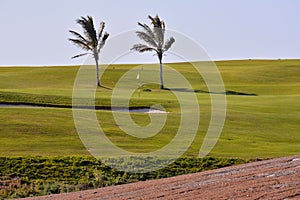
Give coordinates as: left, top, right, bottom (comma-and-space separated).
136, 73, 140, 80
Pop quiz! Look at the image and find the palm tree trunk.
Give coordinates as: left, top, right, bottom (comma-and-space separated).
94, 53, 101, 87
159, 55, 164, 89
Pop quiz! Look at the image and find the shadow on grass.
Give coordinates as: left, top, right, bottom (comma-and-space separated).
162, 88, 257, 96
0, 102, 151, 111
98, 85, 112, 90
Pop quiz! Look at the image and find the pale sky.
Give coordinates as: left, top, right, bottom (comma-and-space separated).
0, 0, 299, 66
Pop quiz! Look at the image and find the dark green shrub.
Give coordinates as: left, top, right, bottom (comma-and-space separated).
0, 156, 248, 199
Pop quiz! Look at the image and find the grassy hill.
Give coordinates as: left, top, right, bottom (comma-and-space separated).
0, 59, 299, 158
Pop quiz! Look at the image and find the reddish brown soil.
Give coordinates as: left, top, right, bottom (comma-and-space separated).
22, 155, 300, 200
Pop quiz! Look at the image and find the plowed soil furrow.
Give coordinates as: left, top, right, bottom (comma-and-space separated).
22, 155, 300, 200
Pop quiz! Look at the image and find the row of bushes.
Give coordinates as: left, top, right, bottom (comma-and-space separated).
0, 156, 248, 199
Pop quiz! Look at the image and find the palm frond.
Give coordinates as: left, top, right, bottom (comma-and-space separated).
148, 15, 162, 28
68, 38, 91, 51
69, 30, 89, 44
71, 52, 89, 59
160, 20, 165, 44
76, 16, 98, 47
138, 22, 155, 40
131, 44, 157, 53
98, 32, 109, 52
70, 16, 109, 56
98, 21, 105, 41
148, 15, 165, 48
163, 37, 175, 51
136, 31, 158, 48
153, 27, 164, 48
161, 20, 165, 30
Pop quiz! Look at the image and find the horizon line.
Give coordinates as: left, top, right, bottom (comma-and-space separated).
0, 58, 300, 67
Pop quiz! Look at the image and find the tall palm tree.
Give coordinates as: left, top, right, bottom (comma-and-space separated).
69, 16, 109, 87
131, 15, 175, 89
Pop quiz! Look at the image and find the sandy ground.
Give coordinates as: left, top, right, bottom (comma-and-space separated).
22, 155, 300, 200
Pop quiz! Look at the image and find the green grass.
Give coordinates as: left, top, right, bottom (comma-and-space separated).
0, 108, 87, 156
0, 59, 299, 159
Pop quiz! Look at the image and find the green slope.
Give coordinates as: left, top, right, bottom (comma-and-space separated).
0, 59, 299, 158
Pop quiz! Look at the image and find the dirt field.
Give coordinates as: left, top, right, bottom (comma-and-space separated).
22, 155, 300, 200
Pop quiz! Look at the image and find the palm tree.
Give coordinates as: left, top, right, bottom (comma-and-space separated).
69, 16, 109, 87
131, 15, 175, 89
